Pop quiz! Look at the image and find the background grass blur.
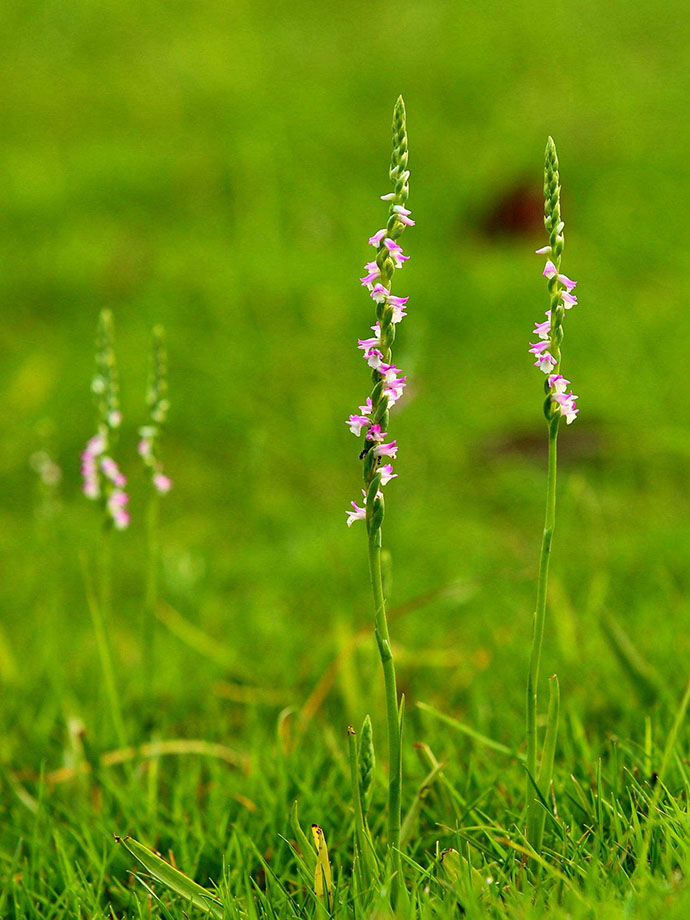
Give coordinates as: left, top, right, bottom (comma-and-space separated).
2, 0, 690, 909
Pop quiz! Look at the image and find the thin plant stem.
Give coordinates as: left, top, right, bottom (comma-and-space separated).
367, 529, 401, 857
143, 491, 160, 695
81, 538, 127, 749
526, 417, 558, 845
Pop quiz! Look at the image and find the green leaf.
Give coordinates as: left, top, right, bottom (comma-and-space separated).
116, 836, 224, 918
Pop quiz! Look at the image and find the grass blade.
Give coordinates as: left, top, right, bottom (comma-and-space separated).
116, 836, 224, 918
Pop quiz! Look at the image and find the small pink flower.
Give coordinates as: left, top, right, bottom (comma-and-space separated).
138, 439, 152, 457
379, 363, 402, 384
153, 473, 172, 494
558, 273, 577, 292
101, 457, 126, 487
358, 331, 381, 351
346, 501, 367, 527
532, 317, 551, 340
547, 374, 570, 394
112, 509, 130, 530
86, 434, 106, 456
388, 295, 409, 323
370, 283, 390, 303
553, 392, 579, 424
360, 261, 381, 286
347, 415, 372, 436
529, 340, 551, 356
364, 348, 384, 369
393, 204, 415, 226
380, 192, 395, 201
108, 490, 129, 509
366, 424, 386, 443
535, 245, 551, 255
542, 260, 558, 279
373, 440, 398, 458
359, 397, 373, 416
378, 464, 397, 485
384, 376, 407, 405
561, 291, 578, 308
83, 480, 100, 499
368, 229, 387, 246
358, 323, 381, 352
534, 352, 557, 373
383, 238, 409, 268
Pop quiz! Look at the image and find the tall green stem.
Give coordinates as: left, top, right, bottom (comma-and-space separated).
526, 418, 558, 845
143, 492, 160, 696
83, 531, 127, 749
367, 529, 401, 855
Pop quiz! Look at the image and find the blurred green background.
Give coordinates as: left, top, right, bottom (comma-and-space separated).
2, 0, 689, 765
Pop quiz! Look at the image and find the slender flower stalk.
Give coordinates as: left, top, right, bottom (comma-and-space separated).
346, 96, 413, 873
138, 326, 172, 496
139, 325, 172, 697
81, 309, 128, 747
525, 138, 579, 849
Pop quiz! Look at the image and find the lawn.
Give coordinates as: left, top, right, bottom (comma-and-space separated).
2, 1, 690, 916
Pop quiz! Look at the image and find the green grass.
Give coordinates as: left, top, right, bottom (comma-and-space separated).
2, 0, 690, 916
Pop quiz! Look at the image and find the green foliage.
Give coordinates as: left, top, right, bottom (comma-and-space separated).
2, 0, 690, 917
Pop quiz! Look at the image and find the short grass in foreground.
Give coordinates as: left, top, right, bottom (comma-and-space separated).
5, 688, 690, 918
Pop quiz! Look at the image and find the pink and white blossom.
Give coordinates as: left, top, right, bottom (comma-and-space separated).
82, 479, 100, 499
138, 438, 153, 458
384, 376, 407, 405
358, 326, 381, 351
388, 295, 409, 323
392, 204, 415, 226
366, 424, 386, 443
346, 501, 367, 527
373, 440, 398, 459
547, 374, 570, 394
529, 340, 551, 356
553, 391, 579, 424
86, 433, 106, 456
364, 348, 384, 369
383, 238, 410, 268
534, 352, 557, 373
360, 265, 381, 287
370, 283, 391, 304
347, 415, 372, 436
112, 508, 130, 530
532, 313, 551, 340
379, 363, 402, 384
153, 473, 172, 494
558, 273, 577, 292
378, 464, 397, 485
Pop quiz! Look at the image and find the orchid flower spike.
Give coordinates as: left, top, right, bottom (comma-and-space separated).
139, 325, 173, 496
81, 310, 131, 529
347, 95, 413, 531
529, 137, 580, 425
